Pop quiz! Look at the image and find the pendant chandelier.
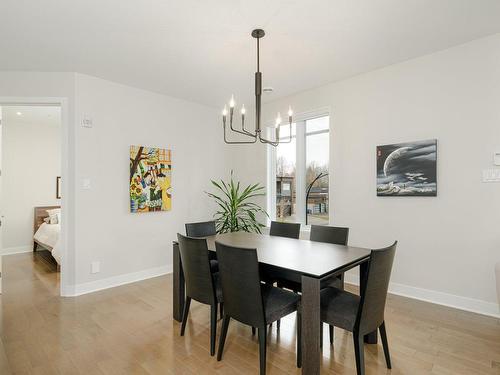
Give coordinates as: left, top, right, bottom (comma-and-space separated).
222, 29, 292, 146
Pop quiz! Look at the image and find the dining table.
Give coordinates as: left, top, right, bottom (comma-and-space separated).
172, 231, 375, 375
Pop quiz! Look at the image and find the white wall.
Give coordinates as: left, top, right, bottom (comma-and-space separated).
72, 74, 228, 293
1, 107, 61, 253
0, 72, 231, 295
232, 34, 500, 316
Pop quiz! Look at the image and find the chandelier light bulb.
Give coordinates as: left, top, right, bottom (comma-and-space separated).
275, 112, 282, 127
222, 106, 228, 116
229, 95, 235, 108
241, 105, 246, 115
288, 106, 293, 117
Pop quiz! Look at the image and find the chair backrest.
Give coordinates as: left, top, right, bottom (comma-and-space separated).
269, 221, 301, 239
215, 241, 266, 328
310, 225, 349, 245
185, 220, 217, 238
357, 241, 397, 335
177, 233, 216, 305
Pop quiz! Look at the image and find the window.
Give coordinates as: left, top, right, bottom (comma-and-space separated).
269, 114, 329, 226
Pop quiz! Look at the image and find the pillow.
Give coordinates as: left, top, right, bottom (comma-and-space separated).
46, 208, 61, 224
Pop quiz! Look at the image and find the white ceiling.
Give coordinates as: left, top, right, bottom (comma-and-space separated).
1, 106, 61, 127
1, 0, 500, 109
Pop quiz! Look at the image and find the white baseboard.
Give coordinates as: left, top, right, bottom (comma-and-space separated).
63, 264, 173, 297
1, 245, 33, 256
344, 274, 500, 319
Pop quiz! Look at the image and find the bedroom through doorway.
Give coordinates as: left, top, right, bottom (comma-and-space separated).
0, 105, 63, 292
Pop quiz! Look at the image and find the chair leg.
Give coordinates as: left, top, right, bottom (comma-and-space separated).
258, 326, 267, 375
180, 296, 191, 336
252, 327, 256, 335
217, 316, 230, 361
296, 311, 302, 368
219, 303, 224, 320
210, 304, 217, 356
353, 332, 365, 375
379, 322, 392, 369
329, 324, 334, 345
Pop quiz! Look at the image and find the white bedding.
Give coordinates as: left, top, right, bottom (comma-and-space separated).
34, 222, 61, 264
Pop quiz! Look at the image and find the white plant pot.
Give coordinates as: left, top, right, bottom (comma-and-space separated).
496, 262, 500, 310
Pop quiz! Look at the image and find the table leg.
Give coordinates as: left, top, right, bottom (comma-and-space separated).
173, 242, 185, 322
359, 261, 378, 344
301, 275, 321, 375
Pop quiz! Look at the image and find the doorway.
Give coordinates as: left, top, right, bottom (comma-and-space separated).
0, 99, 68, 296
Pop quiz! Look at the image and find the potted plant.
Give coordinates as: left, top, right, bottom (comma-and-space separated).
206, 172, 268, 233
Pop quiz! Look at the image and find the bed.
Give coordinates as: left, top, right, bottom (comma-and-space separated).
33, 206, 61, 267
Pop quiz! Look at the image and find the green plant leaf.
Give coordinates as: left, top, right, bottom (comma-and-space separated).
205, 171, 268, 234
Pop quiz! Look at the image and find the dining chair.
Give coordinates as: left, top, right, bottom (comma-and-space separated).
215, 241, 302, 374
185, 220, 217, 238
276, 225, 350, 342
277, 225, 349, 293
267, 221, 301, 330
311, 225, 350, 346
269, 221, 301, 239
310, 224, 349, 246
185, 220, 219, 273
320, 241, 397, 375
177, 233, 223, 356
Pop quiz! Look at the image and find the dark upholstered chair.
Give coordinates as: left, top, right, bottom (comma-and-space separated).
310, 225, 350, 346
267, 221, 301, 330
177, 233, 223, 356
215, 242, 302, 374
269, 221, 301, 239
277, 225, 349, 294
310, 224, 349, 246
275, 225, 349, 339
185, 220, 219, 273
320, 241, 397, 375
185, 220, 217, 238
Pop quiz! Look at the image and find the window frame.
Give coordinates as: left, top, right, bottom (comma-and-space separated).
266, 108, 331, 227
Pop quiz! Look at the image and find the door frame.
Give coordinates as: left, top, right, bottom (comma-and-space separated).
0, 96, 70, 296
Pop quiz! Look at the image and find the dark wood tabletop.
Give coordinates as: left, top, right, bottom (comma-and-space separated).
205, 232, 371, 279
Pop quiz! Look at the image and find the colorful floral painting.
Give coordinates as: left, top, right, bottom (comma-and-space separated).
130, 146, 172, 212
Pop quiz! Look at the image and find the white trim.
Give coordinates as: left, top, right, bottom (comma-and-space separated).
1, 245, 32, 256
344, 274, 500, 319
65, 264, 173, 297
266, 132, 276, 225
296, 121, 306, 224
267, 110, 331, 225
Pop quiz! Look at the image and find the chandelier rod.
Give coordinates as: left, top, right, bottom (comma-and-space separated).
222, 29, 292, 146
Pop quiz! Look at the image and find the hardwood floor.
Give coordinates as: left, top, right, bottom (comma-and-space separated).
0, 253, 499, 374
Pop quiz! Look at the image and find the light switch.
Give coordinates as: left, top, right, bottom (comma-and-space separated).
483, 169, 500, 182
82, 178, 91, 189
494, 152, 500, 166
91, 261, 100, 274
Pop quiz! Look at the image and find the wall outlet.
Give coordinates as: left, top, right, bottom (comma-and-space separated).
91, 261, 100, 274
